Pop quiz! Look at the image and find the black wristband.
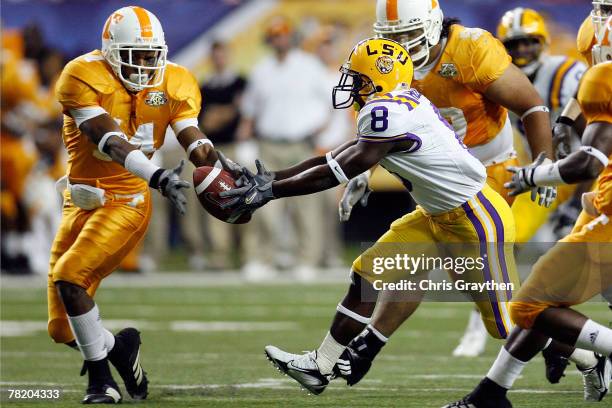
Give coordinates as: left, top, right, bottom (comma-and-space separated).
556, 116, 575, 126
149, 168, 165, 190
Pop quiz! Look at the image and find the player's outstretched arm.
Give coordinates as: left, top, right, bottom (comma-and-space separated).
272, 140, 393, 198
273, 139, 358, 181
218, 140, 396, 215
79, 114, 190, 214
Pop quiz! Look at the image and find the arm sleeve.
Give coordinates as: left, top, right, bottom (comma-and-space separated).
455, 29, 512, 92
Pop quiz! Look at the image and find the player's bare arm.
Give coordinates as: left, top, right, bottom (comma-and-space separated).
79, 113, 190, 215
273, 139, 357, 181
556, 122, 612, 183
505, 122, 611, 197
272, 140, 397, 198
79, 113, 139, 164
176, 125, 218, 167
484, 63, 553, 158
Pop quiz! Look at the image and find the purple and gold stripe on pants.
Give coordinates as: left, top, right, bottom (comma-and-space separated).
461, 191, 514, 338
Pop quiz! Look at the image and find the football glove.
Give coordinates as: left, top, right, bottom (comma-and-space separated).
216, 151, 245, 184
218, 179, 275, 214
152, 160, 190, 215
505, 152, 557, 208
339, 172, 372, 222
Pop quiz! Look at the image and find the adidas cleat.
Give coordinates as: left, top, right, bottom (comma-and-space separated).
108, 328, 148, 400
82, 381, 122, 404
542, 346, 569, 384
264, 345, 330, 395
579, 353, 611, 402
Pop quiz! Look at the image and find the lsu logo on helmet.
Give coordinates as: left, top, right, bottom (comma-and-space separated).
332, 38, 414, 109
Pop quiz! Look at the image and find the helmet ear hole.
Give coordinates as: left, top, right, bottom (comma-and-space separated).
375, 85, 383, 92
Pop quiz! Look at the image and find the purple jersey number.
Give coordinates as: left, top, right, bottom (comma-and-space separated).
371, 106, 389, 132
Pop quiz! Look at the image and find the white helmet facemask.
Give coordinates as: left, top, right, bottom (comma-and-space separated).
592, 0, 612, 33
101, 6, 168, 92
592, 15, 612, 64
373, 0, 444, 69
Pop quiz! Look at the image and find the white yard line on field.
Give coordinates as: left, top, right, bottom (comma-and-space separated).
0, 320, 298, 337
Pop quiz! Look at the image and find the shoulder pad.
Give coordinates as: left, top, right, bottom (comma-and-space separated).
63, 51, 117, 94
165, 62, 199, 102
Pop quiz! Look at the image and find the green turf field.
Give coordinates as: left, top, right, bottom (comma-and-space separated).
1, 279, 610, 407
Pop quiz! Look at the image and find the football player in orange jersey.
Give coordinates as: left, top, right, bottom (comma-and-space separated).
333, 0, 555, 383
442, 16, 612, 408
49, 6, 227, 404
496, 7, 602, 387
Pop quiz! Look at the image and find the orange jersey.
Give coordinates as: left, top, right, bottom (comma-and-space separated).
413, 25, 512, 147
577, 16, 596, 67
577, 62, 612, 215
55, 50, 201, 193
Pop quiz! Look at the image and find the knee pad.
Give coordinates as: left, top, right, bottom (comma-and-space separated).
48, 318, 74, 344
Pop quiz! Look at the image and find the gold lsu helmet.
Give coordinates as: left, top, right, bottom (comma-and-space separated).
497, 7, 550, 46
332, 37, 414, 109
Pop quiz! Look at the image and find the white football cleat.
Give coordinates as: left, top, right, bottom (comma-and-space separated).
264, 345, 330, 395
580, 353, 611, 402
453, 310, 488, 357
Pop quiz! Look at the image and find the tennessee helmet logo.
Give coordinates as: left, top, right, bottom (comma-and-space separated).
376, 55, 394, 74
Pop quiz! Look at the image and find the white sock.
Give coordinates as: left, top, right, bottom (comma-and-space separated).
67, 304, 108, 361
569, 348, 598, 369
486, 347, 527, 389
103, 328, 115, 352
316, 332, 346, 375
575, 319, 612, 356
467, 309, 482, 332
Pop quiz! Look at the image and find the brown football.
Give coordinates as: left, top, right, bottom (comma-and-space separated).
193, 166, 251, 224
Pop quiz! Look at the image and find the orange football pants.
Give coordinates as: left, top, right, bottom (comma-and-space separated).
510, 210, 612, 329
47, 190, 151, 343
485, 157, 519, 206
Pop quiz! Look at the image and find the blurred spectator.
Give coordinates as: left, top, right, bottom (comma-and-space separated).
306, 25, 354, 268
199, 40, 247, 269
237, 15, 331, 281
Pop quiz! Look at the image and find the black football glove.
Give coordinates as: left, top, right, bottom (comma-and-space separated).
150, 160, 190, 215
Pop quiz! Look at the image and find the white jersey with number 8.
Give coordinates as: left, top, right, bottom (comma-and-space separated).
357, 89, 486, 214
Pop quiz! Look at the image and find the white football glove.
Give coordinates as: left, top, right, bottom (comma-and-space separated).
505, 152, 557, 208
339, 172, 372, 222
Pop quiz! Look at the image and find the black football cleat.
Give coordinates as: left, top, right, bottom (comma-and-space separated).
108, 328, 148, 400
441, 378, 512, 408
82, 382, 122, 404
542, 346, 570, 384
80, 360, 122, 404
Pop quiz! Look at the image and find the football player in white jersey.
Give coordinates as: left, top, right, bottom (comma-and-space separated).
220, 37, 518, 395
339, 0, 557, 362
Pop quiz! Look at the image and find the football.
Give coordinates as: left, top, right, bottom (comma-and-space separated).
193, 166, 251, 224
